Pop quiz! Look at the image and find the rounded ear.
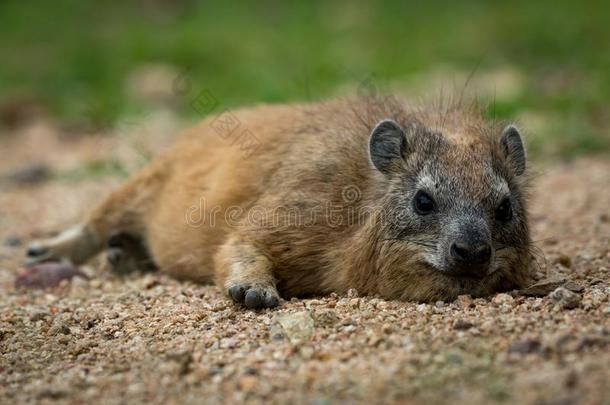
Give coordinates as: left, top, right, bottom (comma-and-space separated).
501, 125, 526, 176
368, 119, 408, 175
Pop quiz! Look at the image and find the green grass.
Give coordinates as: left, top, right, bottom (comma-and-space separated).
0, 0, 609, 158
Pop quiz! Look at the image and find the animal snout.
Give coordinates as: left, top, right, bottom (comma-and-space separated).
449, 239, 492, 277
450, 241, 491, 265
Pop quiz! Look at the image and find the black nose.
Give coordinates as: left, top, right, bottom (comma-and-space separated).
450, 241, 492, 266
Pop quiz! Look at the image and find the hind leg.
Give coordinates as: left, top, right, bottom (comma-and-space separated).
26, 224, 100, 265
26, 163, 165, 266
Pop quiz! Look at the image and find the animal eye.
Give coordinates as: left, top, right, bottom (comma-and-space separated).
413, 191, 435, 215
495, 198, 513, 222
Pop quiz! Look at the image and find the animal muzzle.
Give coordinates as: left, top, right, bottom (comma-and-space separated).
446, 220, 493, 278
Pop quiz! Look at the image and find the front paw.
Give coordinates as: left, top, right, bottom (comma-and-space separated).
227, 283, 280, 309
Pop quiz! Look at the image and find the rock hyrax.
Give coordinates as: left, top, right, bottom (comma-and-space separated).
27, 95, 533, 308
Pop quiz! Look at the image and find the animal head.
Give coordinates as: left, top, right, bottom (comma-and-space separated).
366, 117, 532, 300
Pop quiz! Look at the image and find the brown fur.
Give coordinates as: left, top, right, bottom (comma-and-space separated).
27, 95, 533, 306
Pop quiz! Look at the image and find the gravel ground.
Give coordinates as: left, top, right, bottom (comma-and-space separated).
0, 122, 608, 404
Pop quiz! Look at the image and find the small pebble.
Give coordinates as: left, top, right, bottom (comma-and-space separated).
453, 319, 474, 330
564, 281, 585, 293
4, 235, 22, 247
557, 254, 572, 268
275, 311, 315, 344
550, 287, 582, 310
314, 309, 339, 328
30, 310, 51, 322
456, 295, 474, 309
508, 339, 541, 354
492, 293, 514, 306
15, 263, 87, 289
7, 163, 50, 185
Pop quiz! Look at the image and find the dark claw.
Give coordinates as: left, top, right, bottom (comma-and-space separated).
106, 248, 123, 266
26, 244, 48, 257
229, 285, 247, 302
244, 289, 263, 309
263, 293, 279, 308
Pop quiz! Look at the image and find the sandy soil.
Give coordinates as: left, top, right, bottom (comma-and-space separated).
0, 120, 608, 404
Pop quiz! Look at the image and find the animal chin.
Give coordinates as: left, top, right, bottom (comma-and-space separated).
422, 254, 490, 280
404, 259, 501, 301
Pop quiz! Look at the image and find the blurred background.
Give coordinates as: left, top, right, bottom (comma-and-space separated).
0, 0, 609, 163
1, 4, 609, 403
